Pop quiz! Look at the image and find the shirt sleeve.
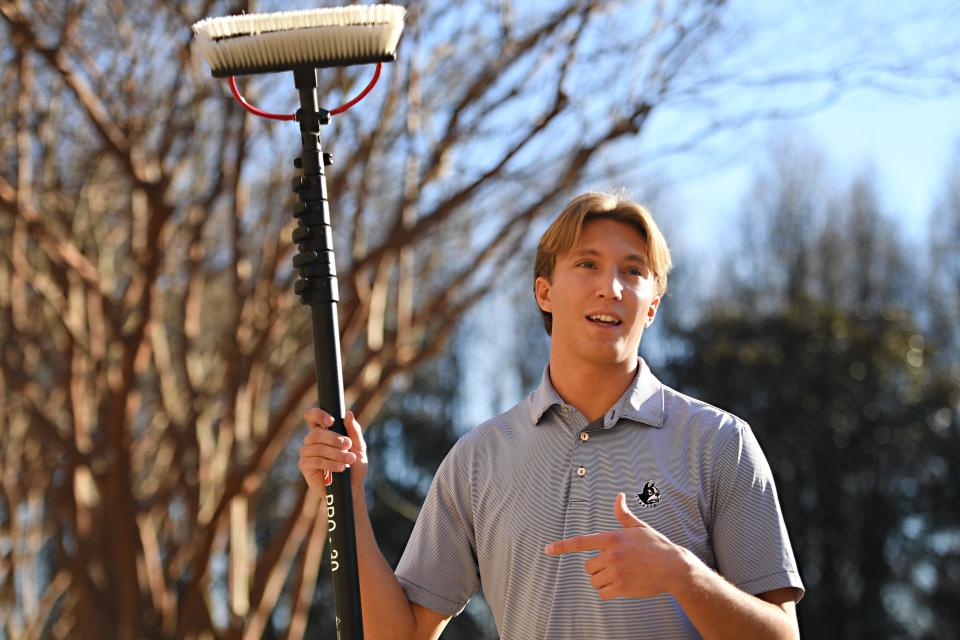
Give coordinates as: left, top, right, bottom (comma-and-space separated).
710, 420, 805, 601
395, 438, 480, 616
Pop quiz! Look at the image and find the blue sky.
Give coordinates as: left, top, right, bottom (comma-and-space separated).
670, 84, 960, 250
804, 91, 959, 238
649, 0, 960, 250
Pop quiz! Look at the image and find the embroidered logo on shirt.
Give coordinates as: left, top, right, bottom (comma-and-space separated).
635, 481, 662, 508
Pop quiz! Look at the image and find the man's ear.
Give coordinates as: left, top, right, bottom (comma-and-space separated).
645, 296, 661, 327
534, 276, 552, 313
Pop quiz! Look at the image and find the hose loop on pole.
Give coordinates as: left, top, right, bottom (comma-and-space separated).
228, 62, 383, 121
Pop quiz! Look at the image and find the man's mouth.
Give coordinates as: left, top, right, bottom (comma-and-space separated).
586, 314, 622, 327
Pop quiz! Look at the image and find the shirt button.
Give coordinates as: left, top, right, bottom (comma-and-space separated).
576, 466, 587, 477
579, 432, 590, 442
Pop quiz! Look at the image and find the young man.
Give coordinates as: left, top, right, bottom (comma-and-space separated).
299, 192, 804, 639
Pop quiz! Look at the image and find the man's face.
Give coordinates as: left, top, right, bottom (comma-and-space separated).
535, 219, 661, 367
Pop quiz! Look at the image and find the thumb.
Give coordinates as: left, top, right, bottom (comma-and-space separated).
614, 492, 643, 529
344, 411, 365, 446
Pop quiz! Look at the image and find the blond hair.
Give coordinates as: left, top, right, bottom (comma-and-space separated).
533, 192, 672, 335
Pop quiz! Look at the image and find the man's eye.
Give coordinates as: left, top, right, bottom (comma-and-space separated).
626, 267, 645, 277
577, 261, 595, 269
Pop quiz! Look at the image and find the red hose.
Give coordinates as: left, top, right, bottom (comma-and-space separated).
329, 62, 381, 115
228, 63, 383, 121
228, 76, 296, 121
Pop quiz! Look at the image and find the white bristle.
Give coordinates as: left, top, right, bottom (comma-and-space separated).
192, 5, 406, 74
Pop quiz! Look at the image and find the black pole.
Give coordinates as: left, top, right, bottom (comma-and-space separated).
291, 65, 364, 640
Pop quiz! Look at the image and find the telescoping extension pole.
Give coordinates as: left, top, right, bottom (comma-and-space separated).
290, 66, 362, 639
192, 7, 406, 639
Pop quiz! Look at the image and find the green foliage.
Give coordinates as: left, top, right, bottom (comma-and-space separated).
664, 299, 960, 639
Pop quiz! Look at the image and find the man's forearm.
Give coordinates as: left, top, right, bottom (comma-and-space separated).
671, 548, 799, 640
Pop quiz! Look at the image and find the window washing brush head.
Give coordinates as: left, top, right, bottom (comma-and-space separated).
192, 5, 406, 77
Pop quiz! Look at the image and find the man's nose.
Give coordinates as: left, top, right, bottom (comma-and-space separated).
597, 270, 623, 299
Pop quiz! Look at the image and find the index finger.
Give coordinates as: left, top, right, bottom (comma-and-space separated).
303, 427, 350, 448
544, 532, 611, 556
304, 408, 334, 428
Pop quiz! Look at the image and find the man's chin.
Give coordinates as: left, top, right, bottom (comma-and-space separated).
576, 345, 635, 367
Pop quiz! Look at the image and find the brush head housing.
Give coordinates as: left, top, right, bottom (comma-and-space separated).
192, 5, 405, 77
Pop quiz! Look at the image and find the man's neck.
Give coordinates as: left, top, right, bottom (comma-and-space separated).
547, 353, 639, 423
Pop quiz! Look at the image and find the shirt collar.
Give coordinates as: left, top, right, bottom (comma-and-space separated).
528, 357, 665, 429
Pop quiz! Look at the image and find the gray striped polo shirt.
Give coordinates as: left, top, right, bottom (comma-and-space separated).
395, 358, 804, 639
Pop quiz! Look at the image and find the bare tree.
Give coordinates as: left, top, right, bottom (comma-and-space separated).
725, 140, 915, 317
0, 0, 954, 638
928, 141, 960, 363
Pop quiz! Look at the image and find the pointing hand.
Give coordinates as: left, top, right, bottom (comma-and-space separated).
544, 493, 687, 600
